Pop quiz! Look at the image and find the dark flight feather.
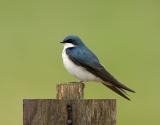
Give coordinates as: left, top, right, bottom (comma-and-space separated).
66, 46, 135, 100
103, 83, 130, 100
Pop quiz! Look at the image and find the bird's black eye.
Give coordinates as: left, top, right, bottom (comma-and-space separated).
64, 39, 74, 43
63, 39, 76, 45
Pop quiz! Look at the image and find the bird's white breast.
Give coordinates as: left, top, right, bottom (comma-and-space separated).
62, 43, 99, 82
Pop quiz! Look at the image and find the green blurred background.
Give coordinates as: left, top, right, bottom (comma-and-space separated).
0, 0, 160, 124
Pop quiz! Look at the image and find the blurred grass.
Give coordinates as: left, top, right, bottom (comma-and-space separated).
0, 0, 160, 124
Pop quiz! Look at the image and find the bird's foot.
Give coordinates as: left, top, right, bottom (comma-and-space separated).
80, 81, 85, 84
79, 81, 85, 88
69, 81, 85, 84
69, 81, 81, 84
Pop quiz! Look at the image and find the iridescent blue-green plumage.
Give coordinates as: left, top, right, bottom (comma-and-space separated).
61, 35, 135, 100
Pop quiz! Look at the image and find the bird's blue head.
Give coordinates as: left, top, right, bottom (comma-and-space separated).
61, 35, 85, 46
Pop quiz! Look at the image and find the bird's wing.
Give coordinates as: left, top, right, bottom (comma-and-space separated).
105, 84, 130, 100
66, 47, 135, 99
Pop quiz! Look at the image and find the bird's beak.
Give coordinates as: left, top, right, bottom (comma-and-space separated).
60, 41, 64, 43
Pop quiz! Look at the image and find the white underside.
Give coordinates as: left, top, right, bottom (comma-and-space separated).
62, 43, 100, 82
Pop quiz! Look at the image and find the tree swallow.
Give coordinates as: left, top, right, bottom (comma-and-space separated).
60, 35, 135, 100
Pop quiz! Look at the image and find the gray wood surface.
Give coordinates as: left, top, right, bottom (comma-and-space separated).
23, 82, 116, 125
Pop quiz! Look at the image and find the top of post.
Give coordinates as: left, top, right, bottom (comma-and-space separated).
56, 82, 85, 99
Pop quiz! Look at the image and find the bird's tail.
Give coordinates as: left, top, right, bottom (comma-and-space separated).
102, 82, 135, 100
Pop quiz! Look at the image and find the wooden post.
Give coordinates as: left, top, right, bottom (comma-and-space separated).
56, 82, 84, 99
23, 82, 116, 125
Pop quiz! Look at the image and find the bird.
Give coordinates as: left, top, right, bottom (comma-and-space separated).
60, 35, 135, 100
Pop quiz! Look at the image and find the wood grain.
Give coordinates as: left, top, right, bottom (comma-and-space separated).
23, 99, 116, 125
23, 82, 116, 125
56, 82, 84, 99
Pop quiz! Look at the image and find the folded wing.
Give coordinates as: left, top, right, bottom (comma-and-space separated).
66, 46, 135, 100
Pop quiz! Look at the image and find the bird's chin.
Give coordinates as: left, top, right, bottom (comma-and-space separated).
64, 43, 75, 49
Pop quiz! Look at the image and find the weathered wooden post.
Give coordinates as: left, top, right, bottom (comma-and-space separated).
56, 82, 84, 99
23, 82, 116, 125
